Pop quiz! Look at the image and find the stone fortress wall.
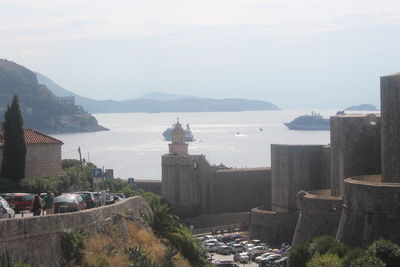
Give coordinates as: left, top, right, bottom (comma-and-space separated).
0, 196, 149, 267
292, 113, 382, 245
161, 73, 400, 247
209, 167, 271, 214
336, 73, 400, 246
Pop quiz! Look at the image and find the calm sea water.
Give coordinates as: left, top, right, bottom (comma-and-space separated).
52, 110, 337, 180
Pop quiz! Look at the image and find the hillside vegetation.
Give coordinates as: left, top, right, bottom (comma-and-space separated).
0, 59, 107, 133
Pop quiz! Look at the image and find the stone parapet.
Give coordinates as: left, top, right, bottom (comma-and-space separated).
292, 190, 343, 245
0, 196, 149, 267
336, 175, 400, 246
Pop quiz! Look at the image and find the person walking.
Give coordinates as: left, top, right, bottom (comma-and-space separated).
31, 195, 43, 216
43, 191, 54, 214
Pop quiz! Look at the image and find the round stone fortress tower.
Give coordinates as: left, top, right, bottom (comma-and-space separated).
336, 73, 400, 246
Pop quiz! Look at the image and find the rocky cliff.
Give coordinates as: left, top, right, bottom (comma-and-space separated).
0, 59, 108, 133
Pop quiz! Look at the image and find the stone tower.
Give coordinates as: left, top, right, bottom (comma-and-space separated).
337, 73, 400, 246
168, 120, 188, 155
162, 121, 202, 218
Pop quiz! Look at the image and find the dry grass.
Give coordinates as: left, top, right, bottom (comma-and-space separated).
83, 219, 191, 267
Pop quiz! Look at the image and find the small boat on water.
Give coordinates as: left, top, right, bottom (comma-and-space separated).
284, 111, 330, 130
163, 123, 194, 142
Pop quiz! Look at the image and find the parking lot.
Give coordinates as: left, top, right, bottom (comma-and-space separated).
212, 253, 258, 267
199, 232, 289, 267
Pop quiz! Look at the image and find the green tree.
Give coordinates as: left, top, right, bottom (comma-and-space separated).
349, 255, 386, 267
306, 254, 343, 267
289, 243, 311, 267
366, 238, 400, 267
141, 192, 208, 267
1, 95, 26, 183
309, 236, 348, 258
343, 248, 365, 267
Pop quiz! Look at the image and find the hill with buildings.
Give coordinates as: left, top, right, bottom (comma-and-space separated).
37, 73, 280, 113
0, 59, 107, 133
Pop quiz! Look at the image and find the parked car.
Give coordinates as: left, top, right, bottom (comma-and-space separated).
249, 249, 268, 261
54, 194, 85, 213
271, 257, 288, 267
216, 245, 233, 255
4, 193, 34, 213
0, 197, 15, 219
232, 244, 244, 253
74, 191, 96, 208
259, 254, 282, 267
204, 242, 218, 252
233, 252, 249, 263
255, 252, 276, 263
116, 193, 126, 200
212, 260, 239, 267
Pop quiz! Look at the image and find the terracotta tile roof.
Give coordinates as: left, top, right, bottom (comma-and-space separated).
0, 129, 63, 146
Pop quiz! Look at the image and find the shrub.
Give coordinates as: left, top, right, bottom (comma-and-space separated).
309, 236, 348, 258
342, 248, 365, 267
366, 238, 400, 267
306, 253, 343, 267
349, 255, 386, 267
61, 231, 86, 266
127, 246, 156, 267
289, 243, 310, 267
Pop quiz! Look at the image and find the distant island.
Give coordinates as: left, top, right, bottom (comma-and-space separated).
37, 73, 280, 113
0, 59, 107, 133
345, 104, 378, 111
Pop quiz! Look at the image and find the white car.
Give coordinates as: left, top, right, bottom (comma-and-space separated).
260, 254, 282, 265
255, 252, 276, 263
0, 197, 15, 219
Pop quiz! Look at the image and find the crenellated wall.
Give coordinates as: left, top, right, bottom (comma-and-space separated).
0, 196, 149, 267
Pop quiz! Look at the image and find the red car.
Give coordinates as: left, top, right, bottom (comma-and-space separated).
54, 194, 87, 213
4, 193, 35, 213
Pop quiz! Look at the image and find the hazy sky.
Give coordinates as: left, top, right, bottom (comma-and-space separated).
2, 0, 400, 108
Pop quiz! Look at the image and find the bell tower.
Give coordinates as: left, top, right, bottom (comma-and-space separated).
169, 119, 188, 155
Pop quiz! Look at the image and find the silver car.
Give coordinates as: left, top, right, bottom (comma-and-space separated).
0, 197, 15, 219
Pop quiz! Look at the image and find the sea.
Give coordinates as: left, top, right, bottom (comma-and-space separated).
52, 110, 340, 180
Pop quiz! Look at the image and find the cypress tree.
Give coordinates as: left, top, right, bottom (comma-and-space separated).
1, 95, 26, 180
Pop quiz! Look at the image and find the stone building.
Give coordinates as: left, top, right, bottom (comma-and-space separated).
0, 128, 63, 178
162, 121, 270, 221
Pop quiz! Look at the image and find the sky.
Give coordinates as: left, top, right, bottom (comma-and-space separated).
1, 0, 400, 108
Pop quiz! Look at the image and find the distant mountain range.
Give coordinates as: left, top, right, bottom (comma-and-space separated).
0, 59, 107, 133
345, 104, 378, 111
36, 73, 280, 113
